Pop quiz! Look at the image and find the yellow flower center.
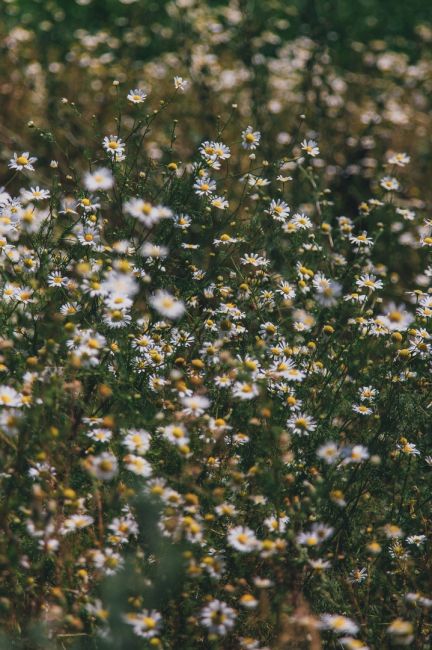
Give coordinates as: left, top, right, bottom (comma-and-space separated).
389, 311, 402, 322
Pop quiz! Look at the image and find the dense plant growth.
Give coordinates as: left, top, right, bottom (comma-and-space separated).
1, 1, 432, 648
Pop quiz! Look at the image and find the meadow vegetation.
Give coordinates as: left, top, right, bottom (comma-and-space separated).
1, 1, 432, 648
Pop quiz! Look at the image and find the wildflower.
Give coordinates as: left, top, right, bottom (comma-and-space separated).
232, 595, 255, 613
61, 514, 94, 535
60, 302, 81, 316
122, 429, 151, 455
9, 152, 37, 171
124, 609, 162, 638
123, 454, 152, 476
277, 281, 296, 300
168, 215, 190, 234
124, 198, 170, 226
47, 272, 68, 288
102, 135, 125, 158
267, 199, 290, 222
215, 374, 233, 388
349, 232, 374, 249
240, 253, 269, 267
232, 381, 259, 400
317, 442, 340, 464
397, 441, 420, 456
87, 428, 112, 443
161, 423, 189, 447
301, 139, 320, 157
291, 212, 313, 230
309, 559, 331, 571
264, 515, 289, 534
297, 523, 334, 547
380, 176, 400, 191
380, 303, 414, 331
200, 141, 231, 161
193, 176, 217, 196
241, 126, 261, 150
21, 186, 50, 202
181, 394, 210, 416
174, 76, 188, 91
287, 413, 317, 436
356, 274, 383, 291
127, 88, 147, 103
149, 290, 185, 319
387, 619, 414, 644
227, 526, 258, 552
103, 308, 131, 328
211, 196, 229, 210
92, 548, 124, 575
383, 524, 404, 539
108, 515, 138, 542
0, 386, 23, 407
84, 167, 114, 191
348, 568, 368, 584
340, 638, 370, 649
200, 599, 236, 636
342, 445, 370, 464
389, 152, 410, 166
352, 404, 373, 416
84, 452, 118, 480
406, 534, 426, 546
321, 614, 359, 635
313, 273, 342, 306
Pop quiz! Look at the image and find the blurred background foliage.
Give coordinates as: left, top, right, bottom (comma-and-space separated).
2, 0, 432, 292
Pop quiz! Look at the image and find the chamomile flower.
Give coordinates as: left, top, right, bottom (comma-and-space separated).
102, 135, 125, 158
174, 76, 188, 91
127, 88, 147, 103
149, 290, 185, 319
241, 126, 261, 150
200, 599, 236, 636
122, 429, 151, 455
161, 423, 189, 447
0, 386, 23, 408
267, 199, 290, 222
356, 274, 383, 291
227, 526, 258, 552
301, 139, 320, 157
123, 454, 153, 476
9, 152, 37, 171
21, 186, 50, 202
321, 614, 359, 635
352, 403, 373, 416
348, 567, 368, 583
84, 452, 118, 480
388, 152, 410, 166
124, 609, 162, 638
47, 272, 68, 288
297, 523, 334, 547
232, 381, 259, 400
193, 176, 217, 196
380, 303, 414, 331
380, 176, 400, 191
287, 412, 317, 436
61, 514, 94, 535
211, 196, 229, 210
317, 442, 340, 464
84, 167, 114, 191
181, 394, 210, 416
